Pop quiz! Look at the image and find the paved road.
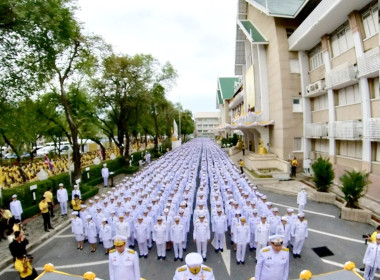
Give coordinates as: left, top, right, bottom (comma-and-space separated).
0, 189, 376, 280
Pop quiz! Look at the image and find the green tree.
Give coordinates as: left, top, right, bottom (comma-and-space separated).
311, 157, 335, 192
339, 170, 370, 208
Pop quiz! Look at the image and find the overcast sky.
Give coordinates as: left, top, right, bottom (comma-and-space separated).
76, 0, 237, 115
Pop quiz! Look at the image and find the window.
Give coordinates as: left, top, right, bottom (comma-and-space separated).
330, 22, 354, 57
289, 59, 300, 73
309, 44, 324, 70
362, 2, 379, 39
369, 78, 380, 99
293, 137, 302, 152
292, 98, 302, 112
314, 139, 329, 153
337, 84, 361, 106
312, 94, 328, 111
372, 142, 380, 162
337, 140, 362, 158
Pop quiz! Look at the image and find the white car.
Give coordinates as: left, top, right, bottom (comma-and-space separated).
36, 146, 56, 156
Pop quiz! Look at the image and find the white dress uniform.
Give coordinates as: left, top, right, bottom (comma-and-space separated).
275, 222, 291, 248
116, 220, 130, 240
173, 252, 215, 280
255, 220, 270, 260
234, 221, 250, 263
291, 217, 308, 256
193, 219, 210, 259
297, 189, 307, 214
134, 220, 149, 257
71, 216, 84, 241
153, 221, 167, 258
57, 187, 68, 215
255, 246, 289, 280
249, 214, 260, 250
171, 221, 186, 259
109, 248, 140, 280
212, 213, 227, 251
85, 219, 98, 244
102, 165, 109, 187
363, 239, 380, 280
268, 214, 281, 235
100, 223, 113, 249
10, 198, 23, 220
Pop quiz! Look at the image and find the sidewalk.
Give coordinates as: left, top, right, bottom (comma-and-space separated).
0, 173, 129, 271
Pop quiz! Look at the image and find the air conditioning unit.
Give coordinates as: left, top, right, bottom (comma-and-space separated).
305, 80, 326, 96
306, 84, 315, 93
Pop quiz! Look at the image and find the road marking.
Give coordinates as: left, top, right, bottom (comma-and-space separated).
35, 260, 109, 271
321, 258, 380, 278
273, 202, 336, 218
309, 228, 364, 243
211, 234, 231, 275
55, 234, 75, 238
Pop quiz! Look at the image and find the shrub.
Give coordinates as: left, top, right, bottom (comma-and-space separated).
311, 157, 334, 192
339, 170, 370, 208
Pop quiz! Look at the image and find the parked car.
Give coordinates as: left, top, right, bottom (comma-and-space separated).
36, 146, 56, 156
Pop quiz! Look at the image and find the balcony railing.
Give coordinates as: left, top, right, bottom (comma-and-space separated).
305, 123, 328, 138
331, 120, 362, 139
363, 118, 380, 140
358, 47, 380, 78
325, 63, 357, 90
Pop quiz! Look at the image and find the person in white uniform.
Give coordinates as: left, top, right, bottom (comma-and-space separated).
134, 216, 149, 258
71, 185, 81, 200
363, 233, 380, 280
254, 235, 289, 280
171, 216, 186, 261
275, 217, 291, 248
193, 211, 210, 261
84, 215, 97, 252
297, 186, 307, 214
109, 235, 141, 280
56, 183, 68, 216
71, 211, 84, 250
102, 164, 109, 187
10, 195, 23, 221
291, 213, 308, 258
116, 215, 130, 241
173, 252, 214, 280
255, 215, 270, 261
153, 216, 168, 260
234, 217, 250, 265
212, 209, 227, 253
100, 218, 113, 255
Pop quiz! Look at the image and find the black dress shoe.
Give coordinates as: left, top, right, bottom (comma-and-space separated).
203, 257, 207, 262
293, 254, 297, 258
174, 257, 177, 262
180, 258, 183, 262
157, 256, 160, 260
241, 261, 245, 265
237, 261, 240, 265
148, 246, 152, 250
215, 249, 219, 253
139, 255, 143, 258
359, 268, 365, 271
162, 256, 166, 260
144, 255, 148, 259
297, 254, 301, 258
249, 247, 253, 252
183, 248, 186, 251
220, 248, 223, 252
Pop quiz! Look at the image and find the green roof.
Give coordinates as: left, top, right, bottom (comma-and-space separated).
248, 0, 308, 17
218, 77, 239, 100
238, 20, 267, 43
216, 90, 223, 105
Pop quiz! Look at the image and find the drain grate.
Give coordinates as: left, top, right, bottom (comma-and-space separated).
312, 246, 334, 258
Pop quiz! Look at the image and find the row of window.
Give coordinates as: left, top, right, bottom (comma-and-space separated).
311, 78, 380, 111
308, 2, 378, 70
302, 139, 380, 162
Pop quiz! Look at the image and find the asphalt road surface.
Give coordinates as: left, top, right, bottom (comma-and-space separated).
0, 188, 377, 280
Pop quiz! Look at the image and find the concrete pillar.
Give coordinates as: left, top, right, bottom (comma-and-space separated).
298, 51, 311, 160
348, 11, 372, 171
321, 35, 336, 159
257, 45, 270, 121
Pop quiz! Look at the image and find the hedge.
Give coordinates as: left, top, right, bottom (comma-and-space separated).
1, 157, 141, 220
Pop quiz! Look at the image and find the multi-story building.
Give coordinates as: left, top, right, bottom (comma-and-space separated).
194, 112, 220, 138
288, 0, 379, 197
217, 0, 380, 197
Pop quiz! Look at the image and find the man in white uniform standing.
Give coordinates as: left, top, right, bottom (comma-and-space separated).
193, 211, 210, 261
297, 186, 307, 214
291, 213, 308, 258
57, 183, 68, 216
102, 163, 109, 187
109, 235, 140, 280
10, 194, 23, 221
363, 233, 380, 280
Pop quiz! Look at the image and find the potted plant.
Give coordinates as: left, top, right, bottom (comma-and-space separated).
340, 170, 371, 223
310, 157, 336, 203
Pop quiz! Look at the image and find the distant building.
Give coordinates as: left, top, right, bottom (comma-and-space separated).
194, 112, 220, 138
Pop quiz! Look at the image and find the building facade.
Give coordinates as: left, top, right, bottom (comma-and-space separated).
194, 112, 220, 138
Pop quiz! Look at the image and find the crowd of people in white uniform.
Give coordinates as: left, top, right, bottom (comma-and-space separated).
69, 138, 309, 279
